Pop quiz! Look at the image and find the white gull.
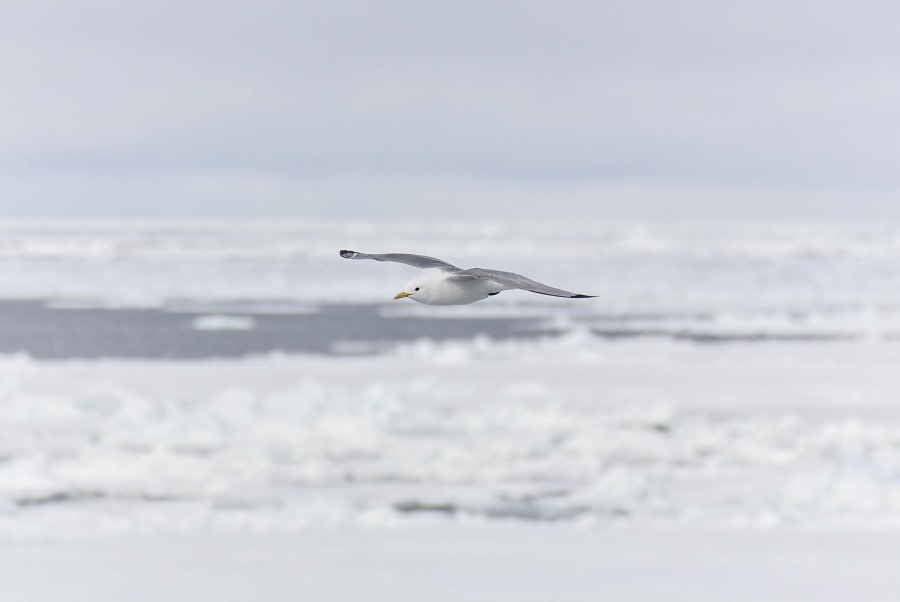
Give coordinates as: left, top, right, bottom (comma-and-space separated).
340, 250, 595, 305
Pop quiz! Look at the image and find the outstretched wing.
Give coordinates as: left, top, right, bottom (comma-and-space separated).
451, 268, 595, 299
339, 250, 460, 272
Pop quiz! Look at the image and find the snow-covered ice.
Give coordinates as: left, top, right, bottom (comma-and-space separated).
2, 220, 900, 600
3, 526, 899, 602
191, 314, 257, 331
2, 337, 900, 537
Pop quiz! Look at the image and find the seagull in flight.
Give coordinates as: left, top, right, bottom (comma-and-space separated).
340, 250, 595, 306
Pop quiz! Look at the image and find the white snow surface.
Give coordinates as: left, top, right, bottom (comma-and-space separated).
2, 336, 900, 539
3, 526, 899, 602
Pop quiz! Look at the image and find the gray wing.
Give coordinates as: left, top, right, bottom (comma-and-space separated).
451, 268, 596, 299
340, 250, 460, 271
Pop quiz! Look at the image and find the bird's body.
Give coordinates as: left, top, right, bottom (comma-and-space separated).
340, 250, 594, 305
403, 268, 507, 305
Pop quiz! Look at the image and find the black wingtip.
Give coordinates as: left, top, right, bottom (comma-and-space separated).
570, 294, 597, 299
339, 250, 356, 259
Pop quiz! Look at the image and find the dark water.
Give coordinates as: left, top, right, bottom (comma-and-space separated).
0, 301, 545, 359
0, 299, 856, 360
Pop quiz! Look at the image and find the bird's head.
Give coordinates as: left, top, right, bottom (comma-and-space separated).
394, 272, 441, 304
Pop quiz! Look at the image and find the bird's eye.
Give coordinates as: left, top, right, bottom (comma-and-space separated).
414, 287, 420, 291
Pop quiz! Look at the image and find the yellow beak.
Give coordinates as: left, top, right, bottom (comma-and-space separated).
394, 291, 410, 300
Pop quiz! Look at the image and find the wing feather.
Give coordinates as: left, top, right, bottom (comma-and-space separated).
451, 268, 595, 299
340, 250, 595, 299
339, 250, 460, 271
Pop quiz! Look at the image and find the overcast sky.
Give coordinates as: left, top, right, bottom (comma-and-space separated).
2, 0, 899, 221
